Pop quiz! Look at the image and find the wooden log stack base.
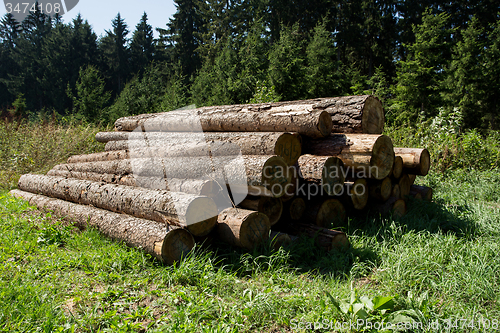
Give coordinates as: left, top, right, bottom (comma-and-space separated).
216, 208, 271, 249
392, 156, 403, 179
238, 196, 283, 226
114, 105, 332, 139
303, 134, 394, 179
345, 179, 369, 210
9, 190, 195, 265
269, 231, 294, 250
18, 174, 219, 237
297, 155, 345, 196
397, 174, 411, 198
394, 148, 430, 176
282, 197, 306, 221
371, 197, 407, 219
392, 184, 401, 199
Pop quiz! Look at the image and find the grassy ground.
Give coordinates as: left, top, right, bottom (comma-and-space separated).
1, 120, 500, 332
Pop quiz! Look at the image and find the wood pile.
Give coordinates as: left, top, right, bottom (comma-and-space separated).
11, 95, 433, 263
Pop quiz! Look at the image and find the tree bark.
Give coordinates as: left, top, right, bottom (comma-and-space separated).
18, 174, 218, 237
97, 132, 303, 166
288, 224, 350, 251
410, 185, 433, 201
394, 148, 430, 176
9, 189, 195, 265
302, 198, 346, 229
113, 96, 383, 135
303, 134, 394, 179
238, 196, 283, 226
392, 156, 403, 179
216, 208, 270, 249
47, 169, 220, 199
113, 105, 332, 139
297, 155, 345, 196
369, 177, 392, 202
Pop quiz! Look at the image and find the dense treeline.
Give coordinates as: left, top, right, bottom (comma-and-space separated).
0, 0, 499, 129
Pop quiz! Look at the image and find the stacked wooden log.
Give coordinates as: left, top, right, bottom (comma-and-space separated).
11, 95, 433, 263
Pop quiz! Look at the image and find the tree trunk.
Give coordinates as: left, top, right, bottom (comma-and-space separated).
18, 174, 218, 237
303, 134, 394, 179
410, 185, 433, 201
302, 198, 346, 229
113, 105, 332, 139
392, 156, 403, 179
9, 190, 195, 265
369, 177, 392, 202
394, 148, 430, 176
97, 132, 303, 166
297, 155, 345, 196
216, 208, 270, 249
238, 196, 283, 226
288, 224, 350, 251
47, 169, 220, 199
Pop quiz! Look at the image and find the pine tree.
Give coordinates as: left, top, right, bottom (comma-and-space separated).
391, 9, 453, 123
100, 13, 130, 95
0, 13, 22, 106
130, 12, 155, 75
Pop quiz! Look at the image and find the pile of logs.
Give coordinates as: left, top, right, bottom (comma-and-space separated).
11, 95, 433, 264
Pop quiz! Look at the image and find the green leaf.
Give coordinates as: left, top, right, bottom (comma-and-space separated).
352, 303, 368, 319
372, 296, 395, 311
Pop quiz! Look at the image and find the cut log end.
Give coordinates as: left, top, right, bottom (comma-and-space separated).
350, 179, 368, 210
419, 149, 431, 176
318, 111, 333, 137
370, 135, 394, 179
261, 156, 291, 198
239, 196, 283, 226
369, 177, 392, 202
361, 96, 385, 134
322, 157, 345, 196
392, 199, 407, 219
392, 156, 403, 179
216, 208, 270, 249
398, 174, 411, 198
185, 197, 219, 237
274, 133, 302, 166
392, 184, 401, 199
315, 199, 346, 229
239, 211, 271, 249
288, 197, 306, 221
160, 229, 196, 265
270, 231, 293, 250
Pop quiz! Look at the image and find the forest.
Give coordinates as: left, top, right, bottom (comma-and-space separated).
0, 0, 499, 129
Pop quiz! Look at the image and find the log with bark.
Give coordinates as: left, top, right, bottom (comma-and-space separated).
97, 132, 303, 166
410, 185, 433, 201
302, 198, 346, 229
368, 177, 392, 202
269, 231, 295, 250
9, 190, 195, 264
216, 208, 270, 249
47, 170, 221, 198
303, 134, 394, 179
238, 196, 283, 226
113, 104, 332, 139
288, 224, 349, 251
297, 155, 345, 196
394, 148, 430, 176
18, 174, 218, 237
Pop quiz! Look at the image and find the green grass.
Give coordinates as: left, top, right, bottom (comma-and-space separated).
1, 119, 500, 331
1, 168, 500, 332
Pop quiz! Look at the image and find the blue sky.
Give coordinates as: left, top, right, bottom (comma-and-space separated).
1, 0, 177, 38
